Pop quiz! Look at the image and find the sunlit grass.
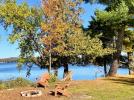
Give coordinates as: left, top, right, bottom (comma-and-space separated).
69, 75, 134, 100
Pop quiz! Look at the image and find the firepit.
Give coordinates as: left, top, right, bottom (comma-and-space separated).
21, 90, 42, 97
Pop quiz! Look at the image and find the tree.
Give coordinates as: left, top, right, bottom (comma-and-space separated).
123, 30, 134, 74
86, 0, 134, 76
41, 0, 113, 76
0, 0, 45, 75
41, 0, 84, 73
0, 0, 113, 77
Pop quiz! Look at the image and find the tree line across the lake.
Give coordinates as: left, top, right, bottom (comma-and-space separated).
0, 57, 18, 63
0, 0, 133, 77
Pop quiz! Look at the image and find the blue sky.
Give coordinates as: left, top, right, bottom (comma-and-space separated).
0, 0, 105, 58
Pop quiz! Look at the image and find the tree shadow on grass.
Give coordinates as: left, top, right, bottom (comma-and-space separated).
103, 76, 134, 85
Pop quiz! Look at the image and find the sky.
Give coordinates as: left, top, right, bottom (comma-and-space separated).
0, 0, 105, 58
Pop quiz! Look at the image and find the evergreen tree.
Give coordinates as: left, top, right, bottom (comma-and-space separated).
86, 0, 134, 76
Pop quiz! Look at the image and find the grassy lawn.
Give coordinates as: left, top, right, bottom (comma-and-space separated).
0, 75, 134, 100
68, 75, 134, 100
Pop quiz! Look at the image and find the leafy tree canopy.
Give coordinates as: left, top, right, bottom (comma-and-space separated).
41, 0, 113, 65
0, 0, 44, 66
0, 0, 114, 70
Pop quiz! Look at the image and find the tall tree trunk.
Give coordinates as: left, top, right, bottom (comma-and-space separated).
108, 57, 119, 76
48, 51, 51, 73
108, 28, 124, 76
127, 52, 134, 75
63, 63, 69, 78
62, 56, 69, 78
103, 57, 107, 76
103, 44, 107, 76
48, 42, 52, 73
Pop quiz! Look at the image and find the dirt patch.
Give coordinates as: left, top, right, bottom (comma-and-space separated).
0, 81, 94, 100
0, 87, 62, 100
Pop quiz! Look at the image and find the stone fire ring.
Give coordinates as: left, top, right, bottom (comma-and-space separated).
21, 90, 42, 97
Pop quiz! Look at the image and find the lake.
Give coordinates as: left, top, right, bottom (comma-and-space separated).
0, 62, 129, 81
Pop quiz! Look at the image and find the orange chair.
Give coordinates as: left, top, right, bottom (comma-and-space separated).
37, 73, 50, 88
54, 82, 71, 97
49, 71, 72, 97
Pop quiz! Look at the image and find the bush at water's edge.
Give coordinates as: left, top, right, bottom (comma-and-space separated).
0, 77, 35, 89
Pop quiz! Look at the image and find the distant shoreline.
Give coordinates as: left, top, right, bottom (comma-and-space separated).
0, 57, 18, 63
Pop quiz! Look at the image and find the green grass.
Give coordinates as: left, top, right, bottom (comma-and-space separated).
68, 76, 134, 100
0, 77, 34, 89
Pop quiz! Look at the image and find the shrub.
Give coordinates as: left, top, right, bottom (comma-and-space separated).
0, 82, 7, 90
3, 77, 34, 89
48, 74, 58, 83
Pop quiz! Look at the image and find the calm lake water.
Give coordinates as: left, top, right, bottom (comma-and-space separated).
0, 62, 129, 81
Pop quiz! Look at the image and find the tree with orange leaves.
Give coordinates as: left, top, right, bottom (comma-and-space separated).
41, 0, 112, 74
41, 0, 84, 73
